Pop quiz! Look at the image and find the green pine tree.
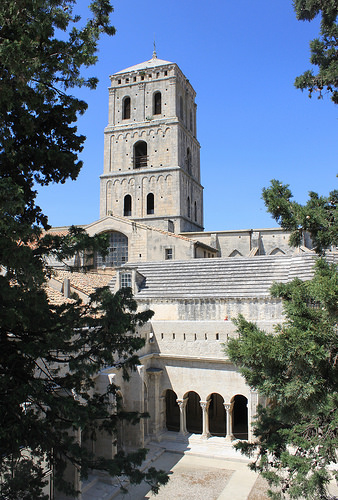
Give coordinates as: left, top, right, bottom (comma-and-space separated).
0, 1, 168, 497
227, 181, 338, 499
293, 0, 338, 103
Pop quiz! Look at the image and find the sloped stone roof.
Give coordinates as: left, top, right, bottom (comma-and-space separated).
113, 254, 325, 299
114, 56, 173, 75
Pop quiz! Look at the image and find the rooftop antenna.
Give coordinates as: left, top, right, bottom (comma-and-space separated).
152, 36, 157, 59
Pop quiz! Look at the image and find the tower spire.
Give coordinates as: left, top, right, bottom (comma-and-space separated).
152, 37, 157, 59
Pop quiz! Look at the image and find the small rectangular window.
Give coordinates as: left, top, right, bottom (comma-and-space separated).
133, 76, 136, 82
165, 248, 173, 260
120, 272, 132, 288
118, 79, 121, 84
126, 78, 129, 83
216, 333, 219, 341
141, 75, 144, 81
164, 70, 168, 76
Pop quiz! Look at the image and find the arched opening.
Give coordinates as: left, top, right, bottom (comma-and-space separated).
179, 96, 184, 120
187, 196, 191, 218
116, 391, 124, 452
165, 390, 180, 432
123, 194, 132, 216
134, 141, 148, 168
147, 193, 154, 215
144, 383, 149, 438
270, 247, 285, 255
122, 96, 131, 119
232, 395, 248, 440
153, 92, 161, 115
95, 231, 128, 268
186, 391, 202, 434
208, 393, 226, 437
229, 249, 242, 257
194, 201, 197, 222
186, 147, 191, 174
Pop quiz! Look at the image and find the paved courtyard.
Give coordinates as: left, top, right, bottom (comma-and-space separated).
113, 452, 267, 500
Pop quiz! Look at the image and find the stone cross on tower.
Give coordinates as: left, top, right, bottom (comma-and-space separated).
100, 54, 204, 233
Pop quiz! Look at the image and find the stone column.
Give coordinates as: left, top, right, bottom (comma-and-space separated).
200, 400, 211, 439
176, 398, 188, 436
146, 368, 163, 441
248, 391, 258, 442
224, 402, 234, 441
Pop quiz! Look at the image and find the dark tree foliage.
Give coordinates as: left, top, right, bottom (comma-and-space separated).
226, 184, 338, 499
262, 179, 337, 254
293, 0, 338, 103
0, 1, 168, 497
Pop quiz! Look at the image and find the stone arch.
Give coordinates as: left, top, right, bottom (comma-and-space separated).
165, 389, 180, 432
123, 194, 132, 216
185, 391, 202, 434
208, 393, 226, 437
133, 140, 147, 168
122, 96, 131, 120
153, 91, 161, 115
147, 193, 154, 215
157, 175, 165, 197
229, 249, 242, 257
106, 181, 112, 216
270, 247, 285, 255
231, 394, 248, 440
117, 133, 123, 142
186, 147, 192, 174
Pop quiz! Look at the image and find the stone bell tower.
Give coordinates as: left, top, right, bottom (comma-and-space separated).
100, 51, 203, 233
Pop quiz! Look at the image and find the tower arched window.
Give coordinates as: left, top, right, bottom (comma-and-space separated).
147, 193, 154, 214
194, 201, 197, 222
134, 141, 148, 168
187, 196, 191, 218
186, 147, 191, 175
124, 194, 132, 216
122, 96, 131, 119
153, 92, 161, 115
179, 96, 183, 120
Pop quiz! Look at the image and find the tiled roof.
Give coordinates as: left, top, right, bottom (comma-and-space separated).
52, 270, 115, 296
45, 286, 74, 305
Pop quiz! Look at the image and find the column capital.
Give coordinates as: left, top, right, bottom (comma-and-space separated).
223, 402, 234, 412
176, 398, 188, 410
199, 400, 211, 411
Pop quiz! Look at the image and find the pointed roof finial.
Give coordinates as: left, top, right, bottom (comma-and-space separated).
152, 37, 157, 59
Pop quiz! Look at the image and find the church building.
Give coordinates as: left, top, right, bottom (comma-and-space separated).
49, 52, 319, 498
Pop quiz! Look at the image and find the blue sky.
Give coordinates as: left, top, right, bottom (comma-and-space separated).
36, 0, 337, 231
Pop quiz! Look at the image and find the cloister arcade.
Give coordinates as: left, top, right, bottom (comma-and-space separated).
164, 389, 248, 441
